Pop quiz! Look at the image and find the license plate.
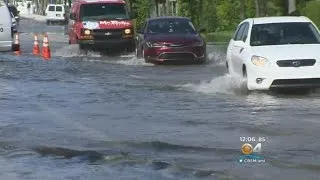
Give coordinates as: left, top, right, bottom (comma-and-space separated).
56, 14, 61, 17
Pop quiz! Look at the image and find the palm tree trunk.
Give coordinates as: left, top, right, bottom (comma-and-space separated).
288, 0, 296, 14
240, 0, 245, 20
255, 0, 259, 17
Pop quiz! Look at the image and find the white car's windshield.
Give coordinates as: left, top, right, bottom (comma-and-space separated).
79, 3, 130, 21
250, 22, 320, 46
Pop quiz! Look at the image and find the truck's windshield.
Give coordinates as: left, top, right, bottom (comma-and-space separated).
80, 3, 130, 21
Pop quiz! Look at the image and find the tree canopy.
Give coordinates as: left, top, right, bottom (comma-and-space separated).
130, 0, 320, 33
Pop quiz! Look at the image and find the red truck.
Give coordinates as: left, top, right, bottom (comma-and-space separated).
67, 0, 136, 52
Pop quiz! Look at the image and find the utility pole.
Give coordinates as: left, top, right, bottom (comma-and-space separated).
240, 0, 245, 20
255, 0, 259, 17
288, 0, 296, 14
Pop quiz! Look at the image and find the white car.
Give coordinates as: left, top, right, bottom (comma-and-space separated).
226, 16, 320, 91
45, 4, 66, 25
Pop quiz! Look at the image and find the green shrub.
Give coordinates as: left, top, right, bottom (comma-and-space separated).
202, 31, 234, 43
135, 0, 150, 30
301, 1, 320, 29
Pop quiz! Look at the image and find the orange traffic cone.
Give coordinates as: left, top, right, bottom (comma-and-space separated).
41, 34, 51, 60
13, 33, 21, 55
32, 34, 40, 55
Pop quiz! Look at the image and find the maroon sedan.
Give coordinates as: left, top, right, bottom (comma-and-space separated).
135, 16, 207, 64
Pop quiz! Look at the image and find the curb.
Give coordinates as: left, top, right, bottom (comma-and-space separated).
19, 32, 67, 35
20, 15, 46, 21
207, 42, 229, 45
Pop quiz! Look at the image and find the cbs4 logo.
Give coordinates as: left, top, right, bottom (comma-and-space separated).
241, 143, 262, 155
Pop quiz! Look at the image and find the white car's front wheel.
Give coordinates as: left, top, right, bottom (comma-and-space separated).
241, 66, 250, 94
226, 61, 229, 74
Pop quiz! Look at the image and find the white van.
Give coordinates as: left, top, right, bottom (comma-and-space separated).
45, 4, 66, 25
0, 0, 16, 52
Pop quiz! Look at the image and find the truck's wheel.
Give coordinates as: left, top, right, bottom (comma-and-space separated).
126, 46, 135, 53
125, 41, 135, 53
79, 44, 89, 54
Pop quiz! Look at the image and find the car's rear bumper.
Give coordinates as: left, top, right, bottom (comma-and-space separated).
247, 63, 320, 90
78, 38, 135, 49
0, 41, 14, 52
144, 46, 206, 63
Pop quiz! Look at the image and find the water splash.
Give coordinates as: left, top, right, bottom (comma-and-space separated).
207, 49, 226, 66
79, 54, 154, 66
51, 45, 153, 66
114, 56, 154, 66
179, 73, 246, 95
52, 44, 101, 58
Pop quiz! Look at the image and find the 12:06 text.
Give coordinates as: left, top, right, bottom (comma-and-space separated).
240, 137, 266, 142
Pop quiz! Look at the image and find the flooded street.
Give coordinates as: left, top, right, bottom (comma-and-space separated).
0, 17, 319, 180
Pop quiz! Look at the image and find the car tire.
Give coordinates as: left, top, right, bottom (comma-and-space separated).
79, 44, 89, 54
126, 44, 135, 53
226, 61, 229, 73
241, 66, 250, 94
198, 57, 207, 64
11, 44, 20, 52
46, 20, 50, 25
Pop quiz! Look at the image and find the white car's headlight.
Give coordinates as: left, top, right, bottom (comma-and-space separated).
251, 56, 268, 67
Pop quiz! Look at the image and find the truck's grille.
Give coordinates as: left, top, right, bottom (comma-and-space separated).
276, 59, 316, 67
92, 29, 123, 40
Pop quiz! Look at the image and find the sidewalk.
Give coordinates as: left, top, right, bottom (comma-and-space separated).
17, 2, 45, 21
20, 13, 46, 22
